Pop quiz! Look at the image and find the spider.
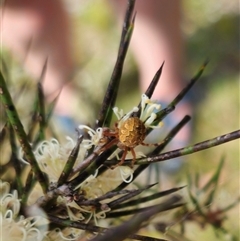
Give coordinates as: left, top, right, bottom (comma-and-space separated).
101, 116, 162, 168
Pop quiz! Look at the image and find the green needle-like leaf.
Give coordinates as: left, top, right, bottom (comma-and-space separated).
26, 87, 45, 145
48, 213, 167, 241
134, 62, 165, 118
168, 61, 208, 109
36, 60, 48, 140
96, 0, 135, 128
95, 196, 182, 241
22, 169, 37, 204
187, 187, 206, 218
0, 123, 8, 145
145, 62, 165, 98
58, 134, 83, 185
36, 82, 46, 141
107, 202, 183, 218
155, 61, 208, 123
221, 196, 240, 213
107, 183, 157, 209
0, 71, 47, 193
203, 157, 225, 206
32, 92, 59, 145
27, 60, 47, 142
194, 171, 200, 189
111, 186, 185, 211
202, 156, 224, 193
8, 124, 23, 194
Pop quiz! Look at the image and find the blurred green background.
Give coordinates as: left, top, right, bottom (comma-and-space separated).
1, 0, 239, 240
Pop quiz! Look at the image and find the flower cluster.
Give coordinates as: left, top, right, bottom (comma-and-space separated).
0, 180, 86, 241
78, 125, 104, 149
113, 93, 163, 130
0, 180, 44, 241
33, 137, 85, 183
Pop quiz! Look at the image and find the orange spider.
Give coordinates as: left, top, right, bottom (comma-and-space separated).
101, 116, 162, 167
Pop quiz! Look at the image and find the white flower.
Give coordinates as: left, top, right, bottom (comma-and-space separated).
113, 94, 163, 129
81, 167, 134, 198
119, 166, 134, 183
60, 167, 134, 225
113, 106, 139, 127
34, 137, 85, 183
0, 181, 20, 218
139, 94, 163, 128
0, 180, 44, 241
78, 125, 103, 149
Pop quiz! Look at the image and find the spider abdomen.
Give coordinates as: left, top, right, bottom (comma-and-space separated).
119, 117, 146, 148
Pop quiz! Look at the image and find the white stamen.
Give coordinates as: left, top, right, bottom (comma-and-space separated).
119, 166, 134, 183
78, 125, 103, 149
145, 113, 157, 126
139, 94, 161, 128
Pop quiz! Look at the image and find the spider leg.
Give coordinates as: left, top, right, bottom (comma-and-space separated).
113, 147, 136, 168
102, 127, 118, 137
130, 148, 137, 168
100, 138, 118, 152
112, 148, 128, 169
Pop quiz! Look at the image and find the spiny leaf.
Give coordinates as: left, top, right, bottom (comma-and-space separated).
57, 134, 83, 186
36, 82, 46, 141
202, 156, 224, 193
24, 88, 45, 152
107, 183, 157, 209
8, 124, 23, 194
187, 187, 206, 218
96, 0, 135, 128
148, 115, 191, 153
155, 61, 208, 123
48, 212, 167, 241
106, 202, 183, 218
32, 91, 59, 146
78, 189, 140, 206
194, 171, 200, 189
145, 62, 165, 98
220, 196, 240, 213
0, 123, 8, 144
0, 71, 47, 193
0, 57, 10, 83
36, 59, 48, 140
22, 169, 37, 204
134, 62, 165, 118
28, 61, 48, 142
168, 61, 208, 108
111, 186, 185, 211
203, 156, 225, 206
95, 195, 182, 241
